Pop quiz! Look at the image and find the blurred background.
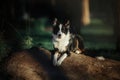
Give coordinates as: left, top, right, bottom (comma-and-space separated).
0, 0, 120, 61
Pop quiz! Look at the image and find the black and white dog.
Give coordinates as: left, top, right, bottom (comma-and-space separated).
52, 18, 84, 66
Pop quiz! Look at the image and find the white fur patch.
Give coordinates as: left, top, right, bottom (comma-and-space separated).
57, 53, 67, 66
75, 50, 81, 54
96, 56, 105, 60
52, 31, 70, 52
53, 52, 59, 66
58, 24, 62, 34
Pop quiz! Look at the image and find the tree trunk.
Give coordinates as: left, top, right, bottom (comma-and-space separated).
81, 0, 90, 26
51, 0, 56, 6
114, 0, 120, 51
0, 47, 120, 80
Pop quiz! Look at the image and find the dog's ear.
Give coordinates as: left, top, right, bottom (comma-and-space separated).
53, 18, 57, 26
65, 20, 70, 28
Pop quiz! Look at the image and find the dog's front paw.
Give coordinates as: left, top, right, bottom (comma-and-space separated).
56, 53, 67, 66
53, 59, 57, 66
53, 52, 59, 66
53, 59, 62, 66
75, 50, 81, 54
74, 49, 82, 54
56, 60, 62, 66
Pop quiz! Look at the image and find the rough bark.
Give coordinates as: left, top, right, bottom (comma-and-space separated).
0, 47, 120, 80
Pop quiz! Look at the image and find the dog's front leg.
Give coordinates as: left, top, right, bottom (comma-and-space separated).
53, 52, 59, 66
57, 53, 68, 66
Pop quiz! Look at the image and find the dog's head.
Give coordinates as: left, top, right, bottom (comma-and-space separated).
52, 18, 70, 41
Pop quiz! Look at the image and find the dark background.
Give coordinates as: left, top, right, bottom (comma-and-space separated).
0, 0, 120, 61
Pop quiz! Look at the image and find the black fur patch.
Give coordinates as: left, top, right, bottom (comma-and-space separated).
53, 22, 69, 35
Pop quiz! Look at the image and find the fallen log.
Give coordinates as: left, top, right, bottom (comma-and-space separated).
0, 47, 120, 80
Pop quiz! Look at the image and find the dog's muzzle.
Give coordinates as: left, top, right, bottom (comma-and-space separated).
58, 34, 61, 39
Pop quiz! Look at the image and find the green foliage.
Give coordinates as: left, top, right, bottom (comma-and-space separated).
81, 19, 114, 35
33, 18, 48, 35
81, 18, 115, 49
28, 18, 53, 50
21, 35, 33, 49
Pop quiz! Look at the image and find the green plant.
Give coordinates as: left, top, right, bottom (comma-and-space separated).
21, 35, 33, 49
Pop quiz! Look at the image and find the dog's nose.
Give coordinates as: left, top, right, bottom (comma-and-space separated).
58, 34, 61, 37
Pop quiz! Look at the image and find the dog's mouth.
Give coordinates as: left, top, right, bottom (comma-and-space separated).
58, 34, 62, 39
58, 36, 61, 39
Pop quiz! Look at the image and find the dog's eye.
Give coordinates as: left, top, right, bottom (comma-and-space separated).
62, 26, 65, 31
62, 26, 69, 34
53, 26, 59, 34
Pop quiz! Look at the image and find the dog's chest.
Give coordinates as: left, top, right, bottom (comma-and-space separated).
53, 38, 70, 52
